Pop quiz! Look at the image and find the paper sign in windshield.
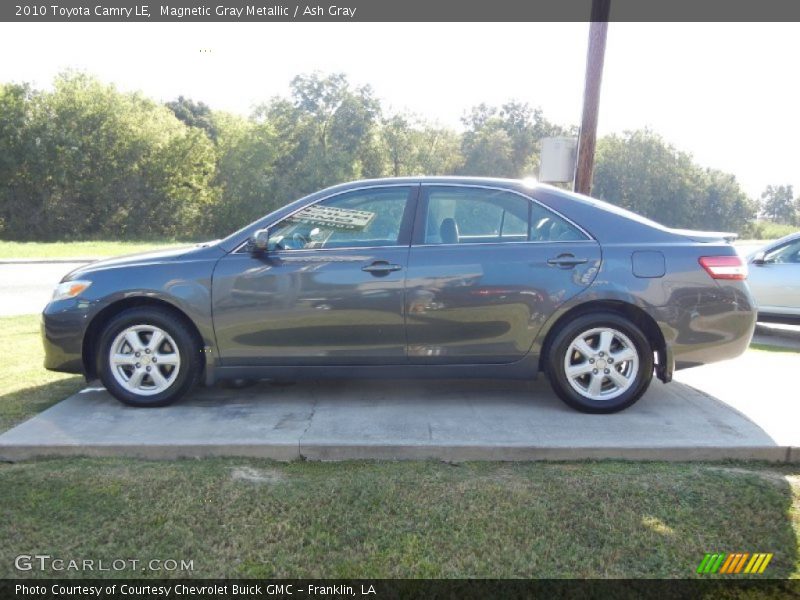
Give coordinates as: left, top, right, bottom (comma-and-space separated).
288, 205, 376, 231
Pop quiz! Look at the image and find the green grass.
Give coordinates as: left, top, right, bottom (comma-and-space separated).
740, 222, 799, 242
0, 240, 194, 259
0, 315, 83, 433
750, 343, 800, 354
0, 458, 797, 579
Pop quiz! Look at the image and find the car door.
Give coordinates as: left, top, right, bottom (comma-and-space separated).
748, 236, 800, 316
212, 185, 418, 365
405, 184, 601, 364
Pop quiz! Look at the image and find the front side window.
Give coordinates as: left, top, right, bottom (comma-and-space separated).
420, 186, 587, 245
764, 238, 800, 264
268, 186, 412, 250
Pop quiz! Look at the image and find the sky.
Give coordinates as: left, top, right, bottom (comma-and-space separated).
0, 22, 797, 198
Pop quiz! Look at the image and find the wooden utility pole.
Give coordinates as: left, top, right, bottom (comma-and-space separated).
574, 0, 610, 195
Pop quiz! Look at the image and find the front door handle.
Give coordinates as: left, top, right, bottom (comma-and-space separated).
362, 261, 403, 274
547, 254, 588, 268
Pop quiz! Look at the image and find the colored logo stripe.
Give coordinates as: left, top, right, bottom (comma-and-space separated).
697, 553, 726, 574
698, 553, 773, 574
744, 553, 773, 574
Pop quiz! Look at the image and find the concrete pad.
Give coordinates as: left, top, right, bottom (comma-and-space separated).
1, 349, 798, 462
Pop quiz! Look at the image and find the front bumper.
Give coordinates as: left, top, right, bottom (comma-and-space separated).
41, 301, 90, 374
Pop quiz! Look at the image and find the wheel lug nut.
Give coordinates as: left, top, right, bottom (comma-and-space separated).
604, 368, 610, 374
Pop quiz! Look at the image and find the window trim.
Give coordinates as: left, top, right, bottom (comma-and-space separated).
411, 183, 595, 247
234, 184, 420, 254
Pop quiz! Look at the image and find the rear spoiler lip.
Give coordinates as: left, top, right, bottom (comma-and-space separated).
669, 228, 739, 243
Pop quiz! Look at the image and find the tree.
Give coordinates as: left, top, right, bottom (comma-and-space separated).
239, 72, 386, 217
795, 195, 800, 226
759, 185, 795, 224
380, 113, 463, 176
166, 96, 218, 141
460, 102, 567, 177
593, 129, 755, 232
0, 72, 217, 240
207, 111, 284, 235
0, 83, 37, 237
0, 71, 769, 242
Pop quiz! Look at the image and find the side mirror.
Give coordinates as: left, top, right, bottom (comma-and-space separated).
252, 228, 270, 252
751, 251, 766, 266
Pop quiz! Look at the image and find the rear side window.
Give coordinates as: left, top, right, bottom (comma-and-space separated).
419, 186, 587, 245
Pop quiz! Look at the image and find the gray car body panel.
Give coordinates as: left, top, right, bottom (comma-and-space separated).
42, 177, 757, 385
746, 232, 800, 321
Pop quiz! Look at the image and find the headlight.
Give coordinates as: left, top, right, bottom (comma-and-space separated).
52, 280, 92, 301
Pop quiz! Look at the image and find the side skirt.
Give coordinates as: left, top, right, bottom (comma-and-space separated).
205, 354, 540, 385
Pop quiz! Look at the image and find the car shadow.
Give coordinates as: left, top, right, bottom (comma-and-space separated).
0, 370, 789, 465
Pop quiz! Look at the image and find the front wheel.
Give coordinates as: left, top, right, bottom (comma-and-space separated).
546, 312, 653, 413
97, 307, 202, 407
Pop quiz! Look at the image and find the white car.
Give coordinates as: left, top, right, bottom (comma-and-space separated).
747, 232, 800, 323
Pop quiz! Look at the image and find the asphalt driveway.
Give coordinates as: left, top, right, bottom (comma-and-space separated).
0, 261, 87, 316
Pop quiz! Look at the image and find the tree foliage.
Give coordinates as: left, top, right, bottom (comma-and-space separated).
0, 71, 768, 241
593, 130, 755, 232
0, 73, 216, 240
460, 102, 567, 177
759, 184, 796, 225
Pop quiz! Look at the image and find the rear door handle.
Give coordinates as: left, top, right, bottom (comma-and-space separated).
547, 254, 589, 268
362, 261, 403, 273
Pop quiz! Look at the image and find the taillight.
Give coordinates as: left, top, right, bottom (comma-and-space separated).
698, 256, 747, 280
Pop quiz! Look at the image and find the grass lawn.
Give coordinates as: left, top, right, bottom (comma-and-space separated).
751, 343, 800, 354
0, 458, 797, 579
0, 314, 83, 433
0, 240, 194, 260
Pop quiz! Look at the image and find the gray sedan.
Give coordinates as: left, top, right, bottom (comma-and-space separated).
747, 231, 800, 323
41, 177, 756, 413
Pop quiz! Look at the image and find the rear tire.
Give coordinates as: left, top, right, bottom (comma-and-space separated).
97, 307, 202, 407
546, 312, 653, 413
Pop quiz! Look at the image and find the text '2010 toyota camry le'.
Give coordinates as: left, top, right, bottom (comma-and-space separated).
42, 177, 756, 413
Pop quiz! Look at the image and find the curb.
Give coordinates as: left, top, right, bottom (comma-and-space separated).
1, 443, 797, 463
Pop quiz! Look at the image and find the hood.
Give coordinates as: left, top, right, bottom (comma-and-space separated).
669, 229, 738, 243
62, 242, 221, 281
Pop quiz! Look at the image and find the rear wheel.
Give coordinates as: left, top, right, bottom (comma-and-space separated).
97, 307, 202, 407
547, 312, 653, 413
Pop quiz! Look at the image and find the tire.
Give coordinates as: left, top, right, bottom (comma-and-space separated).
97, 307, 203, 407
546, 312, 653, 414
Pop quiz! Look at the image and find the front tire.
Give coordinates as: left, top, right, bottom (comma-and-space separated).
546, 312, 653, 413
97, 307, 202, 407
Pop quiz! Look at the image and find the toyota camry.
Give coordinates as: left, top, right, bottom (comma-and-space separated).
42, 177, 756, 413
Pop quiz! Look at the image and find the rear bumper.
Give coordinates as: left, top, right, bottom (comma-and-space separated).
669, 285, 757, 370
